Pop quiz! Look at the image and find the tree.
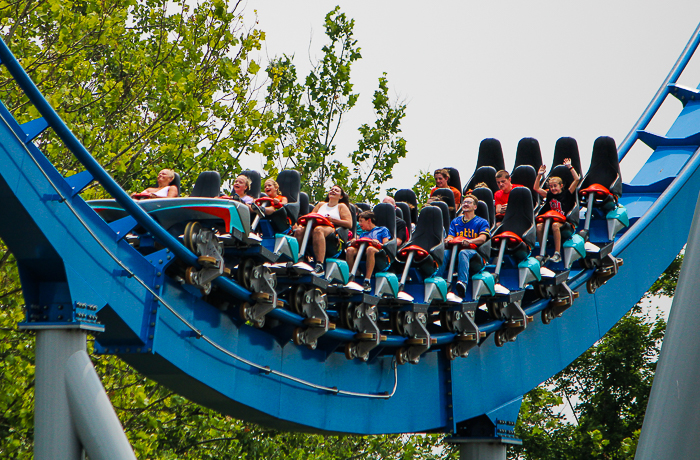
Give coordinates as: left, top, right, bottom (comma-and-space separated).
263, 7, 407, 202
511, 253, 684, 459
0, 0, 270, 196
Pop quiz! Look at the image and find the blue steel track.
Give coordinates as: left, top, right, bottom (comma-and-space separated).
0, 23, 699, 435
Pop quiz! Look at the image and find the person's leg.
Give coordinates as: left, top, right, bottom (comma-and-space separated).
536, 222, 544, 247
312, 226, 334, 263
346, 246, 357, 271
437, 248, 452, 279
365, 246, 378, 279
457, 249, 477, 283
552, 222, 562, 254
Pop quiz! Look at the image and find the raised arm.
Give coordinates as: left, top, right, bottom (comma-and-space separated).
564, 158, 580, 194
534, 164, 547, 198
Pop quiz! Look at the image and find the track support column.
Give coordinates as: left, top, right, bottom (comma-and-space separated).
34, 329, 86, 460
635, 191, 700, 459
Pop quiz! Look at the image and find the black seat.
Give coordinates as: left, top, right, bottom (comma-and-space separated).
513, 137, 543, 171
579, 136, 622, 211
492, 187, 536, 260
299, 191, 311, 216
552, 137, 582, 177
373, 202, 398, 261
191, 171, 221, 198
170, 173, 181, 196
430, 200, 451, 236
276, 170, 301, 218
444, 167, 462, 194
355, 202, 371, 212
395, 201, 412, 232
401, 206, 445, 276
511, 165, 539, 207
241, 170, 261, 199
471, 187, 495, 228
431, 187, 456, 219
394, 189, 418, 224
476, 138, 506, 172
465, 166, 498, 195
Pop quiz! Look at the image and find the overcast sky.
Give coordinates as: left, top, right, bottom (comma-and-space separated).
245, 1, 700, 192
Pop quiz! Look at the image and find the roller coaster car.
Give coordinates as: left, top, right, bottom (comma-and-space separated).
431, 187, 457, 220
488, 187, 539, 346
389, 206, 447, 365
464, 165, 498, 196
577, 137, 627, 291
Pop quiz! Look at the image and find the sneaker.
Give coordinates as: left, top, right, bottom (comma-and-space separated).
550, 252, 562, 263
455, 281, 467, 298
313, 263, 325, 277
363, 279, 372, 292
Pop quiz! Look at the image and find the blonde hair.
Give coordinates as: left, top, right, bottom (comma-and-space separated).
548, 176, 563, 187
236, 174, 252, 191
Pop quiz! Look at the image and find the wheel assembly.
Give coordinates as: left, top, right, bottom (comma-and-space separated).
494, 330, 507, 347
184, 221, 203, 252
237, 258, 256, 291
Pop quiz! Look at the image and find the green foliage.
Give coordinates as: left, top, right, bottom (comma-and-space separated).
512, 305, 666, 459
647, 251, 683, 298
0, 0, 269, 197
264, 7, 407, 202
412, 169, 435, 207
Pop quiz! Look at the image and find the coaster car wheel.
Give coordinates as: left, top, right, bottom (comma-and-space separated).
541, 307, 554, 325
395, 347, 408, 365
338, 303, 353, 330
237, 258, 256, 291
344, 343, 356, 360
391, 312, 407, 336
184, 221, 203, 252
440, 310, 455, 332
185, 267, 198, 285
494, 329, 508, 347
239, 302, 251, 322
587, 276, 599, 294
292, 327, 304, 346
445, 343, 460, 361
487, 301, 503, 320
289, 285, 306, 316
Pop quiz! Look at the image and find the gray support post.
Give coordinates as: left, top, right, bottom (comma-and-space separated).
635, 191, 700, 459
34, 329, 86, 460
449, 438, 507, 460
65, 350, 137, 460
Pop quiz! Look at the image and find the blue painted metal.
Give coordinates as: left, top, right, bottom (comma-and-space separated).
0, 23, 699, 437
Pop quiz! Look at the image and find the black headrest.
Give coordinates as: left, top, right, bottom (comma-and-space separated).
471, 187, 495, 227
276, 170, 300, 203
191, 171, 221, 198
493, 187, 536, 249
549, 164, 576, 189
348, 203, 358, 238
299, 192, 310, 216
408, 206, 445, 263
580, 136, 622, 198
476, 138, 506, 172
465, 166, 498, 195
514, 137, 543, 171
444, 167, 462, 193
356, 202, 371, 212
475, 201, 490, 223
395, 206, 404, 219
430, 201, 451, 235
552, 137, 582, 176
170, 173, 181, 196
373, 202, 396, 240
394, 189, 418, 223
511, 165, 537, 189
241, 170, 261, 199
395, 202, 412, 228
431, 187, 456, 219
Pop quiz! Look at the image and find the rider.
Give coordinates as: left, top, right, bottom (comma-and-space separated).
442, 194, 490, 298
533, 158, 580, 263
345, 211, 391, 292
381, 196, 408, 246
132, 169, 178, 198
294, 185, 353, 276
494, 170, 522, 222
233, 175, 254, 205
256, 178, 289, 216
431, 168, 461, 207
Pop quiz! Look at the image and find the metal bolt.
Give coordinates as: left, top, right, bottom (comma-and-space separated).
150, 322, 155, 327
157, 272, 162, 277
149, 335, 154, 340
155, 285, 160, 289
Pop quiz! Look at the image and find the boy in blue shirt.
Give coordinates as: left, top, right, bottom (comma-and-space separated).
442, 194, 490, 297
346, 211, 391, 292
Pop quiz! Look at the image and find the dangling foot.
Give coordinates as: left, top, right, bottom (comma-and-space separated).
455, 281, 467, 298
550, 252, 561, 263
363, 279, 372, 293
313, 262, 325, 277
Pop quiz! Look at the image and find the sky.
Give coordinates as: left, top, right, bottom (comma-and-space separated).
243, 1, 700, 193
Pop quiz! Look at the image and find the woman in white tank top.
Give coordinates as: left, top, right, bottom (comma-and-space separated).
132, 169, 178, 199
295, 184, 353, 275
